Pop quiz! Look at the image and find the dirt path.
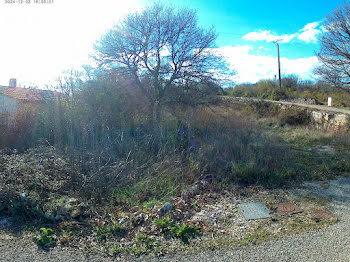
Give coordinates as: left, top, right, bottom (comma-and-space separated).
1, 178, 350, 262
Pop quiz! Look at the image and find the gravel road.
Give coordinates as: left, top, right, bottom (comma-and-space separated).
153, 178, 350, 262
221, 96, 350, 115
270, 100, 350, 115
1, 178, 350, 262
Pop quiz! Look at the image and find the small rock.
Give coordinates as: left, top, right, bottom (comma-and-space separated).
181, 185, 200, 200
60, 237, 69, 245
157, 202, 173, 217
44, 211, 54, 220
200, 180, 209, 188
132, 211, 139, 218
19, 192, 26, 200
138, 213, 147, 222
67, 198, 79, 205
163, 202, 172, 212
143, 214, 149, 221
119, 218, 126, 225
132, 213, 147, 226
56, 206, 69, 216
70, 209, 82, 218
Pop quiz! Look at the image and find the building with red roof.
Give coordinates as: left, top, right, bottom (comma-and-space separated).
0, 79, 57, 115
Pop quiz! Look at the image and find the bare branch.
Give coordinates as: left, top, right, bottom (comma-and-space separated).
94, 3, 234, 101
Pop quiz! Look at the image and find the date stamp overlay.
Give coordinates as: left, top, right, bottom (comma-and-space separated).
4, 0, 54, 4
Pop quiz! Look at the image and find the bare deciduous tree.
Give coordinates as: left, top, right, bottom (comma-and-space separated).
94, 3, 232, 120
315, 2, 350, 89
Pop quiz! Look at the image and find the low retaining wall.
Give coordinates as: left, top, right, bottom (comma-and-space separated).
220, 96, 350, 132
278, 104, 349, 131
310, 111, 349, 131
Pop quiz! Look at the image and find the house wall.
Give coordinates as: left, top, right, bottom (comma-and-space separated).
0, 93, 19, 115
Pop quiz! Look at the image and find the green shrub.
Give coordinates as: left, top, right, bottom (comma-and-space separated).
154, 218, 200, 243
95, 222, 127, 241
170, 224, 201, 243
33, 227, 56, 248
330, 159, 350, 172
131, 233, 161, 256
154, 217, 174, 232
279, 109, 310, 126
244, 101, 280, 118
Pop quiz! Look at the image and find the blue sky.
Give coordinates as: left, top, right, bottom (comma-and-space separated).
0, 0, 345, 87
154, 0, 345, 82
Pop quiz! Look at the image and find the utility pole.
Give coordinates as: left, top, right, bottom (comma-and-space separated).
274, 40, 282, 91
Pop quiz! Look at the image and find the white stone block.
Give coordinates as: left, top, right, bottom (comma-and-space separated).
328, 97, 332, 107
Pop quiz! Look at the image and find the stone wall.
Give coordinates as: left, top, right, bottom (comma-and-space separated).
276, 104, 348, 131
310, 111, 349, 131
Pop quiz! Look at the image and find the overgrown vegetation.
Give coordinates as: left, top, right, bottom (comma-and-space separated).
0, 2, 349, 259
1, 68, 349, 257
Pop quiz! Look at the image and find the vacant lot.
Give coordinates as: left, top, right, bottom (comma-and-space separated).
0, 99, 349, 260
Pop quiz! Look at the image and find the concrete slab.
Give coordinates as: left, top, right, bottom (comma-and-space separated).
238, 202, 272, 220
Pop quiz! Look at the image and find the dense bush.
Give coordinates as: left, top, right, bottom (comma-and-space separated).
0, 104, 37, 149
0, 70, 302, 213
243, 101, 280, 118
0, 101, 294, 213
278, 108, 311, 126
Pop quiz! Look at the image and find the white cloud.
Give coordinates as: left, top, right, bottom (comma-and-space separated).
243, 30, 296, 43
258, 46, 269, 51
0, 0, 141, 88
217, 46, 319, 83
297, 22, 321, 43
243, 21, 322, 44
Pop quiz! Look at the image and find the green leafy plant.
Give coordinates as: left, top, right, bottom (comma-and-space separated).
33, 227, 56, 248
95, 222, 127, 241
131, 233, 161, 256
154, 218, 200, 243
170, 224, 201, 243
190, 200, 198, 206
154, 217, 174, 232
106, 246, 120, 256
143, 199, 162, 209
